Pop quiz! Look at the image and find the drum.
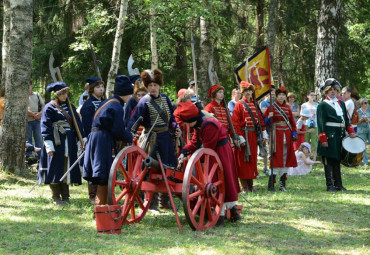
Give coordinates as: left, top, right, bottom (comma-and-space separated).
341, 136, 366, 167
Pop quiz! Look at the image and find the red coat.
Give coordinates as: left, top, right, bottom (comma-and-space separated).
182, 118, 240, 202
264, 101, 298, 168
204, 101, 230, 132
232, 98, 265, 179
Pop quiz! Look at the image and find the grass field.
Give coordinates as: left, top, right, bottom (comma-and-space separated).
0, 164, 369, 255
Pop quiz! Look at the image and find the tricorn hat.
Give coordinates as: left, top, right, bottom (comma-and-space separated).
321, 78, 342, 94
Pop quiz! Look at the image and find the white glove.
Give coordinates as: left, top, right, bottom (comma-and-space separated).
238, 135, 246, 144
262, 130, 269, 139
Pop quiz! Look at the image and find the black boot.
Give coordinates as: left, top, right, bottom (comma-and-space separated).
230, 206, 242, 222
324, 164, 337, 192
215, 216, 225, 227
61, 183, 71, 204
279, 174, 287, 191
50, 184, 64, 206
268, 175, 276, 191
333, 164, 347, 191
148, 193, 162, 214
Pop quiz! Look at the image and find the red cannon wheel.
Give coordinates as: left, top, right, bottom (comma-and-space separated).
108, 145, 152, 224
182, 148, 225, 231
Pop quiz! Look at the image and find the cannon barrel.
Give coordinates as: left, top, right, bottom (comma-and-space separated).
144, 156, 160, 170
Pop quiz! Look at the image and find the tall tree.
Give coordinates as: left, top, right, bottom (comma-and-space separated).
106, 0, 128, 98
266, 0, 279, 65
314, 0, 343, 94
0, 0, 33, 173
1, 0, 10, 89
198, 17, 212, 105
255, 0, 265, 50
150, 4, 158, 70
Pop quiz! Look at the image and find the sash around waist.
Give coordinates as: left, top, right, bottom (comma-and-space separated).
216, 138, 228, 147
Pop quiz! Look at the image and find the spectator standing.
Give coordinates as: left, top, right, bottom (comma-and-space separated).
301, 91, 319, 161
287, 92, 300, 122
342, 86, 358, 131
357, 98, 370, 167
227, 88, 241, 116
78, 83, 89, 106
27, 82, 45, 157
259, 89, 276, 175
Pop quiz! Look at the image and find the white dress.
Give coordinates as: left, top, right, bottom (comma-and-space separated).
288, 151, 313, 175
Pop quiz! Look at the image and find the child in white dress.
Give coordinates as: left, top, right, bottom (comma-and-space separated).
288, 142, 321, 175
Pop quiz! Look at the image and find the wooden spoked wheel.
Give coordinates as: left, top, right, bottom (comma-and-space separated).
182, 148, 225, 231
108, 146, 153, 224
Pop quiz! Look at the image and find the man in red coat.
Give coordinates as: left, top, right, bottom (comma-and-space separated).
232, 81, 268, 192
175, 101, 241, 227
264, 87, 298, 191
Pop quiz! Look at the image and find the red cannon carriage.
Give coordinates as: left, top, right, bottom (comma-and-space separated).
104, 145, 226, 232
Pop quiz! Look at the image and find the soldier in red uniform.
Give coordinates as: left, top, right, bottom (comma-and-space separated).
175, 101, 241, 227
264, 87, 298, 191
232, 81, 268, 192
204, 84, 230, 132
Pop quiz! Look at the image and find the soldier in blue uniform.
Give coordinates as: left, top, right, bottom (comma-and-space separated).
80, 77, 105, 204
317, 78, 356, 191
83, 75, 133, 205
38, 82, 86, 206
128, 69, 181, 211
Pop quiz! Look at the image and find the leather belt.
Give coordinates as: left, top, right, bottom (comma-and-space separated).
242, 127, 256, 132
91, 127, 101, 132
216, 138, 228, 147
325, 122, 345, 127
275, 121, 287, 126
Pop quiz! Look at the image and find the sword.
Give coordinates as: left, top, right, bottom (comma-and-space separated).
59, 152, 85, 182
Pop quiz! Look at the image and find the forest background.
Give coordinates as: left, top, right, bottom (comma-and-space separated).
0, 0, 368, 173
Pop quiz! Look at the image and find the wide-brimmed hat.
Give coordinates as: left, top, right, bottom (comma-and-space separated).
287, 92, 296, 98
301, 142, 311, 153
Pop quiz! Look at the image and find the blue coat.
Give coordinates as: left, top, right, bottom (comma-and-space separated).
123, 96, 138, 128
38, 100, 84, 184
80, 95, 103, 136
83, 95, 133, 183
128, 94, 178, 167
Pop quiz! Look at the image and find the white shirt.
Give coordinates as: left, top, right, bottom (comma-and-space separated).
344, 98, 355, 119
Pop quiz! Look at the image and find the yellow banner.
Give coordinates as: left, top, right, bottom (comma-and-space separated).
234, 46, 274, 101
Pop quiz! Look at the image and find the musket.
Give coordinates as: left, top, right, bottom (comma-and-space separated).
49, 52, 84, 148
208, 57, 240, 150
59, 152, 85, 182
89, 44, 102, 79
190, 28, 199, 102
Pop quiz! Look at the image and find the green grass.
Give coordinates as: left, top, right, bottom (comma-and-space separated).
0, 164, 369, 255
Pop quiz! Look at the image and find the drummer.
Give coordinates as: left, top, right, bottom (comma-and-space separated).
317, 78, 356, 192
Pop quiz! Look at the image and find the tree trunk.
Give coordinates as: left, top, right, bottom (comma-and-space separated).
198, 17, 212, 105
314, 0, 343, 96
266, 0, 279, 65
255, 0, 265, 51
174, 33, 187, 91
150, 6, 158, 70
1, 0, 10, 89
0, 0, 33, 173
106, 0, 128, 98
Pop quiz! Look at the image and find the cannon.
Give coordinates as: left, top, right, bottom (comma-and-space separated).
107, 145, 225, 231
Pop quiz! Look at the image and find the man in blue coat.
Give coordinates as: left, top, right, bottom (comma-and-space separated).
80, 77, 105, 204
83, 75, 133, 205
38, 82, 86, 206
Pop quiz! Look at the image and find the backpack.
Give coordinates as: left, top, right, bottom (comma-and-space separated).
350, 108, 360, 125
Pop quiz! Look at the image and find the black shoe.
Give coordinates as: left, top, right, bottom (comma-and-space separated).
336, 186, 347, 191
229, 206, 242, 222
215, 216, 224, 227
327, 186, 337, 192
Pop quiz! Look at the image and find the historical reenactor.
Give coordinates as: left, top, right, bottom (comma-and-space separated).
83, 75, 133, 205
317, 78, 356, 191
204, 84, 230, 132
264, 86, 298, 191
38, 82, 86, 206
175, 101, 241, 227
123, 75, 146, 128
127, 69, 181, 211
232, 81, 268, 192
80, 77, 105, 204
